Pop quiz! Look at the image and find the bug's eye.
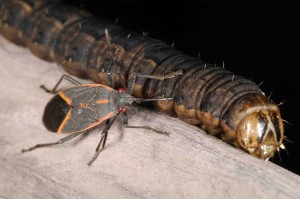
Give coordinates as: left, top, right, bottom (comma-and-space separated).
118, 88, 126, 93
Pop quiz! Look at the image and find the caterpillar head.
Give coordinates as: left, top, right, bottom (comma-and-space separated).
236, 108, 284, 160
222, 94, 284, 160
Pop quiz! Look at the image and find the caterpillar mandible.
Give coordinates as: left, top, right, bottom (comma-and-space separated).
0, 0, 285, 160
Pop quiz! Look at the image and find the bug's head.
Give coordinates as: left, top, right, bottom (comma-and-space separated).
116, 89, 135, 108
222, 94, 284, 160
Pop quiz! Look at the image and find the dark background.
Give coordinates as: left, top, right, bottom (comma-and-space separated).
62, 0, 300, 175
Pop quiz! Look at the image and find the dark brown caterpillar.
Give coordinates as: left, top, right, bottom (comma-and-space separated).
0, 0, 285, 160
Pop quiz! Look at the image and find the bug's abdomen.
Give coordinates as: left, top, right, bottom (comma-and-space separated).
43, 85, 117, 133
43, 94, 70, 132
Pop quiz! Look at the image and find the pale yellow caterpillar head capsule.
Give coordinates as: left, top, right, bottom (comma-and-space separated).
236, 109, 284, 160
221, 93, 284, 160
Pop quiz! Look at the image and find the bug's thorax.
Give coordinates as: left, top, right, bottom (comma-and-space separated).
221, 93, 284, 160
113, 88, 135, 112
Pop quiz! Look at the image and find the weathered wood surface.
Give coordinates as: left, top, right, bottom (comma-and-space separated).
0, 35, 299, 199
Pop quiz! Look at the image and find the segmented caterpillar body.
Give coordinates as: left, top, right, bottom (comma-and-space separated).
0, 0, 284, 159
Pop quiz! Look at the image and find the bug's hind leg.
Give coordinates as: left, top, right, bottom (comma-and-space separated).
21, 131, 85, 153
40, 74, 82, 94
87, 118, 116, 166
120, 112, 169, 135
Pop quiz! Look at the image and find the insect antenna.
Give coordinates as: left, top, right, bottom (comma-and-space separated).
133, 96, 174, 104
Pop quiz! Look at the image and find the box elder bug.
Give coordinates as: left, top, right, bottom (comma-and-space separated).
21, 29, 183, 166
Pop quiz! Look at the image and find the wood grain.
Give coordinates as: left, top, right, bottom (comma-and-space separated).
0, 35, 299, 199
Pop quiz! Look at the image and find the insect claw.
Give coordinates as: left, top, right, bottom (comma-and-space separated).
161, 97, 174, 100
152, 129, 170, 136
21, 148, 29, 153
155, 96, 174, 101
40, 84, 52, 93
163, 131, 170, 136
87, 159, 94, 166
174, 69, 183, 75
159, 131, 170, 136
163, 69, 183, 79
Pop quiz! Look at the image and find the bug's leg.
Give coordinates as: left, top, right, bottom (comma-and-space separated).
126, 74, 137, 95
126, 70, 183, 95
21, 131, 85, 153
87, 117, 116, 166
104, 29, 126, 89
120, 112, 169, 135
40, 74, 82, 94
107, 71, 114, 88
105, 29, 115, 89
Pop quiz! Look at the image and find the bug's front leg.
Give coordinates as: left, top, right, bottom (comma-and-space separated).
87, 117, 116, 166
126, 70, 183, 95
120, 111, 169, 135
40, 74, 82, 94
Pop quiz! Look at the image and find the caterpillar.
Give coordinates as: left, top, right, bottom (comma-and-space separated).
0, 0, 285, 160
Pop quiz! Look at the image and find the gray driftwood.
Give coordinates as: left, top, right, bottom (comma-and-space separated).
0, 36, 299, 199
